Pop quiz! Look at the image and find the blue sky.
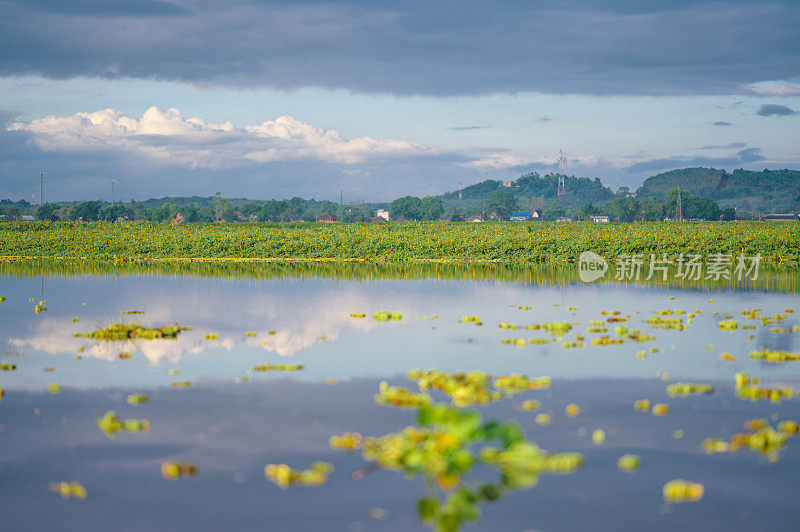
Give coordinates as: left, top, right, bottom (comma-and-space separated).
1, 0, 799, 202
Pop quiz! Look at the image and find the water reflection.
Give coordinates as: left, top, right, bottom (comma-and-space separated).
2, 259, 800, 292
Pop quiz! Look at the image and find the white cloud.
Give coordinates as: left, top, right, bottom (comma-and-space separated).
462, 152, 607, 171
743, 83, 800, 96
8, 107, 435, 168
460, 154, 537, 170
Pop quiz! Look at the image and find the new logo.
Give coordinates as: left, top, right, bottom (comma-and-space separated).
578, 251, 608, 283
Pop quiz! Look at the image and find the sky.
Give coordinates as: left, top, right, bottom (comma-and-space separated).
1, 0, 799, 203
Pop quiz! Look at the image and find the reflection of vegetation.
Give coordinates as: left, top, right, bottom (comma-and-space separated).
335, 402, 582, 532
1, 257, 799, 291
335, 372, 582, 531
75, 323, 190, 340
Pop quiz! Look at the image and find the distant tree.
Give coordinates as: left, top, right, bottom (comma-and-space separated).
69, 201, 102, 221
36, 203, 60, 221
4, 204, 21, 220
485, 189, 517, 219
420, 196, 444, 220
720, 207, 736, 221
390, 196, 423, 220
543, 205, 567, 220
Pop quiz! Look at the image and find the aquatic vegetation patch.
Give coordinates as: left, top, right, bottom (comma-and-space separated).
49, 481, 87, 500
127, 393, 150, 405
666, 383, 714, 396
617, 454, 640, 472
75, 323, 190, 341
374, 311, 403, 321
375, 381, 432, 409
252, 364, 303, 372
161, 462, 198, 480
702, 419, 798, 459
95, 410, 150, 438
265, 462, 333, 488
120, 310, 144, 315
735, 372, 793, 403
329, 432, 363, 451
663, 480, 704, 503
749, 348, 800, 363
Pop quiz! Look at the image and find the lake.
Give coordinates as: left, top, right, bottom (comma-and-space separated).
1, 262, 799, 530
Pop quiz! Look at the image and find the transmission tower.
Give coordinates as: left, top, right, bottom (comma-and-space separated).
676, 188, 683, 221
110, 178, 116, 206
458, 179, 463, 201
40, 171, 44, 205
557, 149, 566, 196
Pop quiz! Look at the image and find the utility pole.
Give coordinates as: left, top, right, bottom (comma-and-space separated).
32, 188, 35, 206
557, 149, 566, 196
40, 171, 44, 205
214, 192, 222, 222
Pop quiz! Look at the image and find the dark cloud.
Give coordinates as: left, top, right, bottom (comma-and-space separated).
712, 121, 733, 126
447, 125, 490, 130
757, 104, 797, 117
624, 147, 765, 174
532, 116, 552, 122
11, 0, 190, 18
698, 142, 746, 150
1, 1, 798, 96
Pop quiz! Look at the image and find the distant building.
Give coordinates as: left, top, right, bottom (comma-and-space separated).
589, 215, 610, 223
376, 209, 390, 221
317, 213, 338, 223
19, 214, 35, 221
762, 213, 799, 221
509, 210, 532, 221
555, 217, 573, 222
466, 215, 485, 222
366, 216, 386, 223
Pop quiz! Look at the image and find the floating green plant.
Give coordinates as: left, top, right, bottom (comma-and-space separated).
666, 383, 714, 396
75, 323, 190, 341
617, 454, 640, 472
0, 363, 17, 371
95, 410, 150, 438
350, 312, 366, 318
265, 462, 332, 488
49, 481, 87, 500
252, 364, 303, 372
663, 480, 704, 503
161, 461, 197, 480
374, 311, 403, 321
120, 310, 144, 315
127, 393, 150, 405
329, 432, 363, 451
749, 348, 800, 363
375, 381, 432, 409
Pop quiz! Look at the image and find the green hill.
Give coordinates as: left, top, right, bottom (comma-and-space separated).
636, 168, 800, 212
441, 172, 614, 210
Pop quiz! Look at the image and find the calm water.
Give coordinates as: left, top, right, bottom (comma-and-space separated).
1, 265, 799, 530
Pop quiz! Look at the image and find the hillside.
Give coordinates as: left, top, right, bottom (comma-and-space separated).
441, 172, 614, 210
636, 168, 800, 212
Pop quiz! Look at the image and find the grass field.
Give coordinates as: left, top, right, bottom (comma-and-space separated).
1, 221, 798, 265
